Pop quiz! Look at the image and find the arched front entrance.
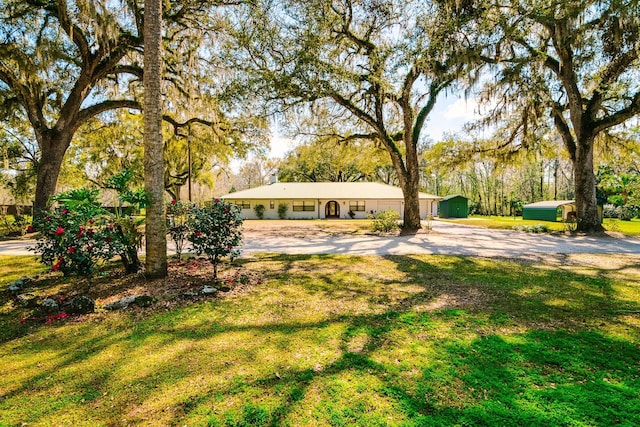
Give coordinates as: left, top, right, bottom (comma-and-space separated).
325, 201, 340, 218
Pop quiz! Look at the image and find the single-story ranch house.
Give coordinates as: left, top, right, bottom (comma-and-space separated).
221, 182, 441, 220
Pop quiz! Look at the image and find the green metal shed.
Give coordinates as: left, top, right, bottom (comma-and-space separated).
438, 194, 469, 218
522, 200, 576, 222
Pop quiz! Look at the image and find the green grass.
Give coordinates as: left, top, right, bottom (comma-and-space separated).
1, 254, 639, 426
440, 215, 640, 236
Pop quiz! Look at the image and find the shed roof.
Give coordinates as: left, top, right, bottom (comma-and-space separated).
523, 200, 575, 209
221, 182, 441, 200
440, 194, 467, 202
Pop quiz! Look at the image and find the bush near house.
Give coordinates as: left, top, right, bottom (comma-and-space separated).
368, 209, 401, 233
277, 203, 288, 219
254, 204, 265, 219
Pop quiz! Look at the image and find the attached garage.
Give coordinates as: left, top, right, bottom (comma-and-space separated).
438, 195, 469, 218
522, 200, 576, 222
377, 201, 402, 215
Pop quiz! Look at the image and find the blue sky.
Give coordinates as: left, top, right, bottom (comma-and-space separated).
266, 94, 481, 159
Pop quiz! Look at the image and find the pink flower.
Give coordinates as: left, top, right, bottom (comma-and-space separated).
55, 226, 65, 236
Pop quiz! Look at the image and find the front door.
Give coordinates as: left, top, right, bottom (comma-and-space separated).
325, 201, 340, 218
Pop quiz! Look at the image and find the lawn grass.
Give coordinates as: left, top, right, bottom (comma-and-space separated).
1, 254, 639, 426
440, 215, 640, 236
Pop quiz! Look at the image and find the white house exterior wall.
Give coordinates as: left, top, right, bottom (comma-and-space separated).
229, 198, 439, 220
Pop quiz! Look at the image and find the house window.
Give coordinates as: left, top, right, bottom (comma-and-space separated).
292, 200, 315, 212
235, 201, 250, 209
270, 201, 275, 209
349, 201, 366, 212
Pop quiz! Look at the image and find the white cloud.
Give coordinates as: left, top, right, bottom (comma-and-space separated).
443, 97, 483, 120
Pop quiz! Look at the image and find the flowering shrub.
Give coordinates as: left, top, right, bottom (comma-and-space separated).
188, 199, 243, 280
166, 200, 194, 261
32, 189, 120, 276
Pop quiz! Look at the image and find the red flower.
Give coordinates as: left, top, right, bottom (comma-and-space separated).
88, 219, 94, 225
105, 237, 112, 242
195, 231, 202, 237
61, 209, 68, 214
224, 209, 229, 214
45, 215, 52, 221
214, 198, 220, 203
76, 232, 83, 238
52, 261, 61, 271
55, 226, 65, 236
227, 244, 232, 249
67, 246, 75, 254
26, 225, 34, 233
171, 199, 177, 205
87, 228, 94, 237
79, 226, 85, 232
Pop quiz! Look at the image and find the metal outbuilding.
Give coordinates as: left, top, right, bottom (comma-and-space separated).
438, 194, 469, 218
522, 200, 576, 222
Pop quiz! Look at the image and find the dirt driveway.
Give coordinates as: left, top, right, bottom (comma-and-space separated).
2, 220, 639, 258
240, 219, 640, 258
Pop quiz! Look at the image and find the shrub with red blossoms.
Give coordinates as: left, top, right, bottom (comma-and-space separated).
187, 199, 243, 280
31, 189, 121, 276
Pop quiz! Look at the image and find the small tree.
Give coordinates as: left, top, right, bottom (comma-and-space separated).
253, 204, 266, 219
188, 199, 243, 281
103, 170, 148, 273
166, 200, 193, 261
277, 203, 288, 219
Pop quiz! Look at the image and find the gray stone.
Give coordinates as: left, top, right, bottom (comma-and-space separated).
8, 283, 22, 292
16, 293, 39, 308
103, 295, 153, 310
201, 285, 218, 295
67, 295, 95, 314
40, 298, 59, 313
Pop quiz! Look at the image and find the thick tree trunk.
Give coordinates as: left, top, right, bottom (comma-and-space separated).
34, 133, 71, 214
400, 162, 422, 233
143, 0, 168, 278
574, 141, 604, 233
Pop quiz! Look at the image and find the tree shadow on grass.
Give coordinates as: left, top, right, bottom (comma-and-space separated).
1, 254, 639, 426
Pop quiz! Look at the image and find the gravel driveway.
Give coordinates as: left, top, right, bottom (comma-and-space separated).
240, 220, 640, 257
2, 220, 639, 257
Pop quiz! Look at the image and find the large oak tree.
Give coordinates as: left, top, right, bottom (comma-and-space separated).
226, 0, 474, 231
471, 0, 640, 232
0, 0, 238, 213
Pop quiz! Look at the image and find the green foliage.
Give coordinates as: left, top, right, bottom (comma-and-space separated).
0, 213, 31, 236
188, 199, 243, 280
368, 210, 401, 233
277, 203, 288, 219
253, 204, 265, 219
